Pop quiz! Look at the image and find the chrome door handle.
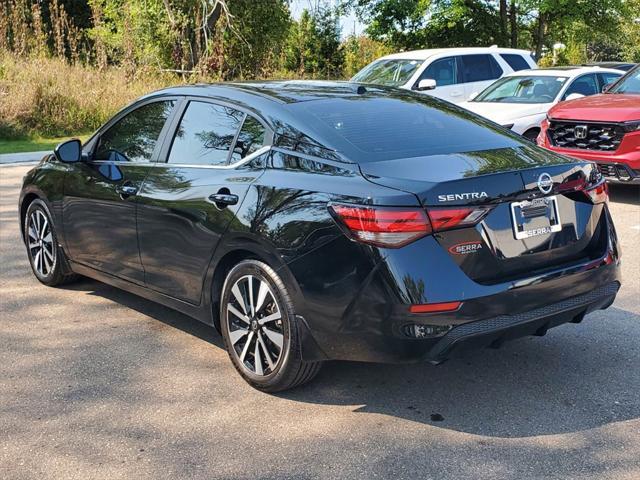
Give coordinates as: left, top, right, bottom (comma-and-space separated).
116, 184, 138, 196
208, 193, 238, 206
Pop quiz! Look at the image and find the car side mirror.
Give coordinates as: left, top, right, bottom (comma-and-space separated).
565, 93, 585, 101
54, 139, 82, 163
468, 91, 479, 101
416, 79, 437, 91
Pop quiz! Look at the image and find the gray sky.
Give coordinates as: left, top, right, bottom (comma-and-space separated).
289, 0, 365, 37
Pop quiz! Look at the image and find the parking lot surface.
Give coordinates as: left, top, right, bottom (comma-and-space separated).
1, 163, 639, 480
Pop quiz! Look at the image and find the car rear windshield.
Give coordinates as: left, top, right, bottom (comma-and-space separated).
292, 95, 521, 162
351, 59, 423, 87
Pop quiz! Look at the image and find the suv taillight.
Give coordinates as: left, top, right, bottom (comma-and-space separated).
329, 204, 490, 248
583, 181, 608, 204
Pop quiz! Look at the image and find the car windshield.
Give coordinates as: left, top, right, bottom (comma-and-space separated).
474, 75, 568, 103
608, 68, 640, 94
351, 59, 423, 87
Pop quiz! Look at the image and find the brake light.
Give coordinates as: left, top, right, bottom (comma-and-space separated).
427, 207, 491, 231
329, 204, 431, 248
583, 181, 608, 204
330, 204, 491, 248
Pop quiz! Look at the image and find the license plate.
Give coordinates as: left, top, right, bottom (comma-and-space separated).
510, 196, 561, 240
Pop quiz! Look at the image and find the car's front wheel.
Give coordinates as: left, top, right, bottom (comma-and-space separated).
220, 259, 322, 392
24, 199, 77, 286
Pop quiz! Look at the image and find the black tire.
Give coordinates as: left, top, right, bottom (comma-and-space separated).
23, 199, 78, 286
220, 259, 322, 392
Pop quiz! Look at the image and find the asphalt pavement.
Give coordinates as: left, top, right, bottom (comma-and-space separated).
1, 163, 639, 480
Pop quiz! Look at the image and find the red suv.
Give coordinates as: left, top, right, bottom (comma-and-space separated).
538, 65, 640, 183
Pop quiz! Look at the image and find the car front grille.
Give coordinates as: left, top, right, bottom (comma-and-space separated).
548, 121, 625, 151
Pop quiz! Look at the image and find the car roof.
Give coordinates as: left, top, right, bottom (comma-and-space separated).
380, 47, 532, 61
504, 66, 625, 78
144, 80, 388, 105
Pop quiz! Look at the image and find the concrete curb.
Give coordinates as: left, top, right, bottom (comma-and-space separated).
0, 150, 51, 165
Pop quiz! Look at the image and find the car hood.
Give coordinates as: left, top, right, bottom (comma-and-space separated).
548, 94, 640, 122
460, 102, 548, 124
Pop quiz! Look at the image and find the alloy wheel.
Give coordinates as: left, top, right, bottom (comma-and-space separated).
226, 274, 286, 376
27, 209, 56, 277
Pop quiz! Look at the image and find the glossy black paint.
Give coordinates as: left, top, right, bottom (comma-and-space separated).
19, 81, 621, 364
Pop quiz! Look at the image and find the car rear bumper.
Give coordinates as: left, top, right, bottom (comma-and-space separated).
424, 280, 619, 363
291, 207, 621, 363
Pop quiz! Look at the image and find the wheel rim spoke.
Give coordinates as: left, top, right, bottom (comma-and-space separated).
257, 332, 275, 371
263, 328, 283, 350
248, 276, 255, 317
229, 328, 248, 345
258, 311, 281, 326
231, 283, 248, 315
239, 331, 254, 363
254, 339, 264, 375
228, 304, 250, 325
255, 280, 269, 314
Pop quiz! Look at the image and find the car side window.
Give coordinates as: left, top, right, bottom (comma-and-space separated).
597, 72, 621, 91
230, 115, 266, 163
94, 101, 175, 162
419, 57, 458, 87
500, 53, 531, 71
460, 54, 503, 83
168, 101, 244, 166
563, 74, 599, 99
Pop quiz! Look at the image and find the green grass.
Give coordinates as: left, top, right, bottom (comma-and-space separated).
0, 134, 91, 155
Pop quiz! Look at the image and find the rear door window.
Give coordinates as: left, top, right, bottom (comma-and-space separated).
597, 72, 622, 92
419, 57, 458, 86
168, 101, 244, 166
563, 74, 599, 99
230, 115, 266, 163
500, 54, 531, 71
460, 55, 503, 83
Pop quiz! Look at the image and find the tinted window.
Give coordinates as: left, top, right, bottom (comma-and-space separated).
474, 75, 568, 103
500, 54, 531, 71
351, 59, 423, 87
230, 115, 266, 163
609, 67, 640, 94
95, 101, 175, 162
293, 96, 520, 163
597, 72, 622, 91
460, 55, 503, 83
168, 101, 244, 166
420, 57, 457, 86
563, 74, 599, 99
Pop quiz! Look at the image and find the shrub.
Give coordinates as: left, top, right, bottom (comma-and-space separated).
0, 51, 173, 138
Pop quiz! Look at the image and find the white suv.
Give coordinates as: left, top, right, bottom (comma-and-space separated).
351, 47, 537, 104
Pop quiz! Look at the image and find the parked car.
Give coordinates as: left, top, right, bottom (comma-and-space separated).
538, 65, 640, 183
20, 82, 620, 392
351, 47, 536, 104
582, 62, 637, 72
459, 66, 624, 141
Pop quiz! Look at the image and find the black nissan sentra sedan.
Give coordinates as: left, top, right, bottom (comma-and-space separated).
19, 81, 621, 391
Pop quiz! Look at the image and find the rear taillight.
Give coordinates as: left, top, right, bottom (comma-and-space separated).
329, 204, 490, 248
329, 204, 431, 248
583, 181, 608, 204
427, 207, 490, 231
